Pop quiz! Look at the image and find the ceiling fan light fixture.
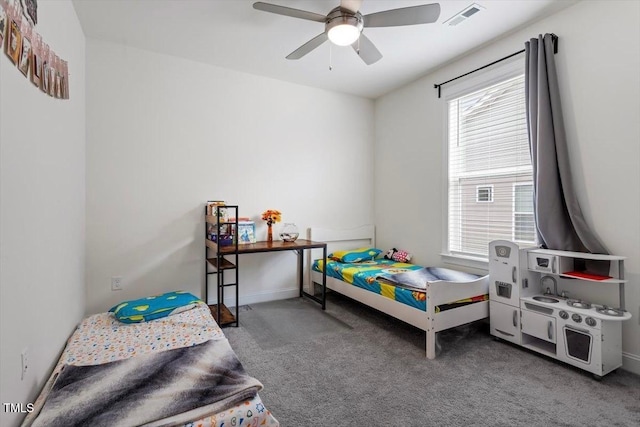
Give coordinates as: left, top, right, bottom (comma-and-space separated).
327, 23, 360, 46
325, 8, 363, 46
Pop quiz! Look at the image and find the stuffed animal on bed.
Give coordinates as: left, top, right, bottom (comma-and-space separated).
384, 248, 413, 263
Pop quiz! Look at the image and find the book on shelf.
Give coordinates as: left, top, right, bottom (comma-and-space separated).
562, 271, 612, 281
206, 201, 225, 216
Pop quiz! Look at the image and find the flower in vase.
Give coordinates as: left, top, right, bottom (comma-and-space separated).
261, 210, 282, 226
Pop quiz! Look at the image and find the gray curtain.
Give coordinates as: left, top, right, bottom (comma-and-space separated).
525, 34, 608, 254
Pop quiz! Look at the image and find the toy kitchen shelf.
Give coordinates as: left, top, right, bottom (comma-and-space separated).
526, 248, 627, 308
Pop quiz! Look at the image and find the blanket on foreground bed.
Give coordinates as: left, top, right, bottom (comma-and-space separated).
377, 267, 480, 290
30, 338, 263, 427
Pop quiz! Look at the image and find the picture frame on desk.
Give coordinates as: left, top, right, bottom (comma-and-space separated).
237, 221, 256, 244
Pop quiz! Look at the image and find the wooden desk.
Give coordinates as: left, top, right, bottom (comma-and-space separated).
208, 239, 327, 325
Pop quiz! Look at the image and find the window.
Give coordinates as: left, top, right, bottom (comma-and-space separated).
476, 185, 494, 203
446, 74, 535, 260
513, 183, 534, 242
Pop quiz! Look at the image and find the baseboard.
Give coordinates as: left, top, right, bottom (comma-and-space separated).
213, 288, 300, 307
622, 351, 640, 376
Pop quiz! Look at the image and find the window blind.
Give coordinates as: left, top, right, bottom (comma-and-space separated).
447, 74, 534, 259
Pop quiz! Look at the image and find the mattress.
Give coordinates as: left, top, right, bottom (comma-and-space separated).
313, 258, 488, 312
22, 303, 279, 427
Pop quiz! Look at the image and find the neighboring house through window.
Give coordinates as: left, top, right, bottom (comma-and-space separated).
476, 185, 494, 203
445, 69, 535, 262
513, 182, 535, 243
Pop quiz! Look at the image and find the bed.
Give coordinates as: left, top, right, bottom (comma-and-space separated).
307, 225, 489, 359
22, 301, 280, 427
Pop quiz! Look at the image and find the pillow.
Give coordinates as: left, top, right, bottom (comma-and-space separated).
109, 291, 202, 323
384, 248, 413, 263
329, 247, 382, 263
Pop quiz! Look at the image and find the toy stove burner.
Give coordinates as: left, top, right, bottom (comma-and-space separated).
594, 306, 625, 317
566, 299, 592, 309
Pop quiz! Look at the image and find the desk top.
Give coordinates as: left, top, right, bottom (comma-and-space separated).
218, 239, 326, 255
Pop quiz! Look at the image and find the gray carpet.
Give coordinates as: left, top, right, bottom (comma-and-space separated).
236, 298, 352, 350
224, 293, 640, 426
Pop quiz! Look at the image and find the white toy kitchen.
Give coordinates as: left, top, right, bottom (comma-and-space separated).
489, 240, 632, 379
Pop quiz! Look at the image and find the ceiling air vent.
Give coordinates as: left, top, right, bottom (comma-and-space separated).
443, 3, 485, 27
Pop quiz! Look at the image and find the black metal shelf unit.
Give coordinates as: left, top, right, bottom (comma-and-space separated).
205, 202, 239, 327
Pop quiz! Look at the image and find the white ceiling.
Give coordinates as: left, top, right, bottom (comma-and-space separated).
71, 0, 577, 99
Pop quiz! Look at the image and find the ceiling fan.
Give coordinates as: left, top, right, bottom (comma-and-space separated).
253, 0, 441, 65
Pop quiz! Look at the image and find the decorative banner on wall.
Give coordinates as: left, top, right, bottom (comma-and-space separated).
21, 0, 36, 26
1, 0, 70, 100
0, 4, 6, 50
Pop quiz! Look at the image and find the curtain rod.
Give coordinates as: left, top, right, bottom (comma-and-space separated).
434, 33, 558, 98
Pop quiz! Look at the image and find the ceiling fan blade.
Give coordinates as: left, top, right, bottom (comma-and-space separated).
286, 33, 329, 60
340, 0, 363, 13
363, 3, 441, 27
253, 2, 326, 23
351, 33, 382, 65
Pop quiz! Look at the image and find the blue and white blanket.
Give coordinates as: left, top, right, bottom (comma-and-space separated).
377, 267, 481, 290
30, 338, 262, 427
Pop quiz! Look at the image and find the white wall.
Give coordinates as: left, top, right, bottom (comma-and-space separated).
374, 0, 640, 374
0, 2, 86, 426
85, 39, 375, 314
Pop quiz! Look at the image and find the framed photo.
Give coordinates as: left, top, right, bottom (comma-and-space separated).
41, 59, 49, 93
55, 72, 61, 98
21, 0, 37, 26
6, 19, 21, 65
18, 34, 30, 76
0, 6, 7, 50
59, 73, 66, 99
31, 49, 42, 86
39, 42, 49, 92
61, 60, 69, 99
47, 69, 55, 96
46, 59, 55, 96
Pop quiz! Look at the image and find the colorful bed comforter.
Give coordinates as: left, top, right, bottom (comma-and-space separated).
22, 303, 279, 427
313, 258, 487, 312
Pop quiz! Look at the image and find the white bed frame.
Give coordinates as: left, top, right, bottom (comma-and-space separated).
307, 225, 489, 359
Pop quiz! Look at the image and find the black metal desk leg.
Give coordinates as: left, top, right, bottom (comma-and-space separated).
322, 246, 327, 309
298, 249, 304, 297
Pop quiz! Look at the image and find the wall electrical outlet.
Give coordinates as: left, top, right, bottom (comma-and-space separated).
111, 276, 123, 291
21, 348, 28, 380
